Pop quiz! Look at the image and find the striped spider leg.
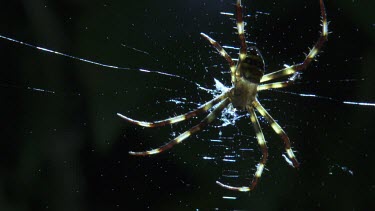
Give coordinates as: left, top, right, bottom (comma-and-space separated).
203, 0, 327, 192
117, 91, 232, 155
258, 0, 328, 90
119, 0, 328, 192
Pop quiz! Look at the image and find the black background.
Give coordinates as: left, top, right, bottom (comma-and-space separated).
0, 0, 374, 210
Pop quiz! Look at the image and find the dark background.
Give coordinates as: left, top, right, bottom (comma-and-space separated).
0, 0, 374, 210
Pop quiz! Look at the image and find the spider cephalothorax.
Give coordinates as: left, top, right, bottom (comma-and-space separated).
118, 0, 328, 192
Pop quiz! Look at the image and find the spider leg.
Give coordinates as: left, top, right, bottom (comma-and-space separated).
216, 105, 268, 192
252, 99, 299, 168
260, 0, 328, 83
200, 33, 236, 84
257, 81, 292, 91
117, 91, 229, 128
129, 98, 230, 156
236, 0, 247, 61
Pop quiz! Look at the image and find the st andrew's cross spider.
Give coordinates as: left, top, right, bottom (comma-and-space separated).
117, 0, 328, 192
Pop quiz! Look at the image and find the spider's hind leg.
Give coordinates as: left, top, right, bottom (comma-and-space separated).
216, 105, 268, 192
252, 99, 299, 168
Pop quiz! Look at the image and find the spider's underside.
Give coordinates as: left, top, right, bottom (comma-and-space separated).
117, 0, 328, 192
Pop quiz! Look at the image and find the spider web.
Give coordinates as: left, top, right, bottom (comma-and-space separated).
0, 0, 374, 210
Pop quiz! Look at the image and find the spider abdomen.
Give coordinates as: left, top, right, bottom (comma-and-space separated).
236, 47, 265, 83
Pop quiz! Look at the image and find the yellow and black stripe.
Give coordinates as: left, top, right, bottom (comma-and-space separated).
236, 0, 247, 61
129, 98, 230, 156
216, 106, 268, 192
200, 33, 236, 84
117, 91, 229, 128
248, 106, 268, 190
257, 81, 292, 91
253, 99, 299, 168
260, 0, 328, 83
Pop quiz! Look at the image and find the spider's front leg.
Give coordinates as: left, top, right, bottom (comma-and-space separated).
236, 0, 247, 61
260, 0, 328, 84
200, 33, 236, 84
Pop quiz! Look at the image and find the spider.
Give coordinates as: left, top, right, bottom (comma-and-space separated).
117, 0, 328, 192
